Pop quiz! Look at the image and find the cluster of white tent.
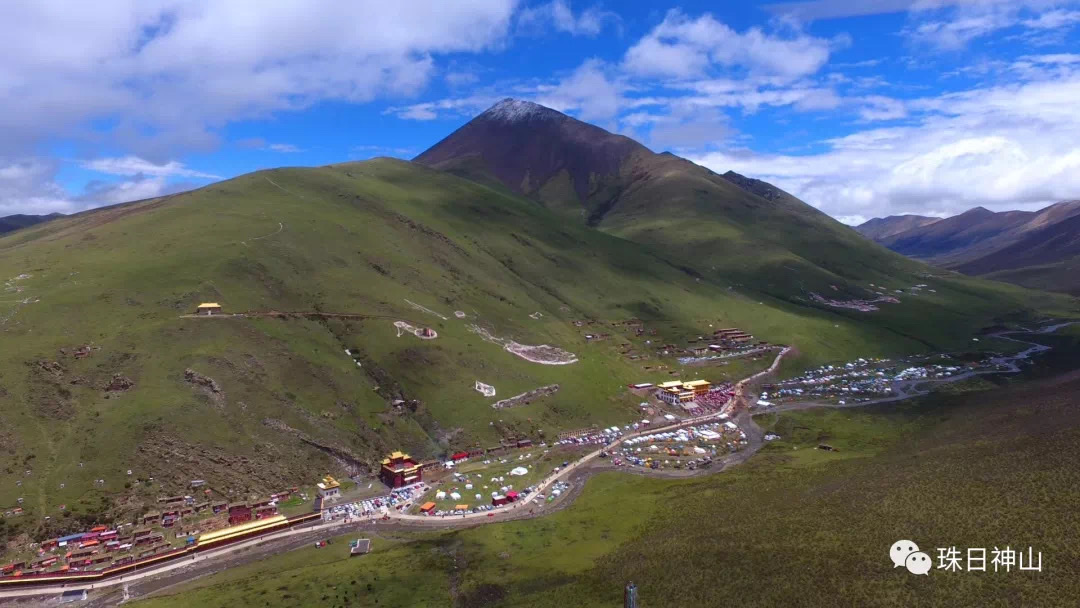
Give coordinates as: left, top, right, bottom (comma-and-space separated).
622, 422, 733, 447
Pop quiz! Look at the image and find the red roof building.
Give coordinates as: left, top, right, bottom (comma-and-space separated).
380, 451, 422, 488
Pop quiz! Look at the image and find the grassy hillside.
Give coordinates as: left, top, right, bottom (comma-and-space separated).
136, 329, 1080, 607
981, 260, 1080, 296
957, 213, 1080, 296
0, 158, 1073, 544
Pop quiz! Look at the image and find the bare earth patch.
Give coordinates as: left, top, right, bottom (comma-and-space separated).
184, 368, 226, 407
491, 384, 559, 409
467, 324, 578, 365
810, 292, 900, 312
405, 298, 448, 320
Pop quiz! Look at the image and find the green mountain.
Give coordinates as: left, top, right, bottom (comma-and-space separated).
0, 212, 62, 235
0, 128, 1074, 541
417, 99, 943, 304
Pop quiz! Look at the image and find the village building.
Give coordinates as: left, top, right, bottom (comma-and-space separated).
379, 452, 422, 488
228, 504, 252, 525
656, 380, 712, 405
317, 475, 342, 501
195, 302, 222, 316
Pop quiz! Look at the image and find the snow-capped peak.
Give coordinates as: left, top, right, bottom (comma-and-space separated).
481, 98, 558, 122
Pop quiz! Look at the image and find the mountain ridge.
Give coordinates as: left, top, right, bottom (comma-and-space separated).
0, 212, 63, 235
415, 98, 939, 306
858, 201, 1080, 294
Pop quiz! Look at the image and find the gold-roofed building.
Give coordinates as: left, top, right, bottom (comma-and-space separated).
380, 452, 422, 488
656, 379, 712, 405
196, 303, 222, 316
316, 475, 341, 501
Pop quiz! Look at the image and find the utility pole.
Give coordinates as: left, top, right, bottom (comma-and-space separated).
624, 581, 638, 608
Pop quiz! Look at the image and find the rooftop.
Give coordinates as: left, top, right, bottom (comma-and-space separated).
316, 475, 340, 490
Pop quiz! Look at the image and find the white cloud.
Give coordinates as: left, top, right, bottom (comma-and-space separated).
0, 159, 196, 215
535, 59, 623, 121
0, 2, 517, 161
267, 143, 302, 153
0, 160, 75, 216
623, 10, 837, 81
857, 95, 908, 121
690, 69, 1080, 220
903, 1, 1080, 49
517, 1, 618, 36
1021, 8, 1080, 28
384, 94, 503, 121
388, 58, 627, 123
764, 0, 920, 21
669, 79, 843, 114
0, 1, 517, 214
349, 145, 416, 157
81, 156, 221, 179
78, 177, 179, 207
233, 138, 301, 153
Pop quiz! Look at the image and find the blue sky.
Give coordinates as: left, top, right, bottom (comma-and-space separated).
4, 0, 1080, 224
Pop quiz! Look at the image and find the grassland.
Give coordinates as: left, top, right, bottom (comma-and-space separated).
136, 331, 1080, 607
0, 157, 1075, 548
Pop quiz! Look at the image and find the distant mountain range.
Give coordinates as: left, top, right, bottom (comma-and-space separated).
857, 201, 1080, 294
0, 212, 62, 235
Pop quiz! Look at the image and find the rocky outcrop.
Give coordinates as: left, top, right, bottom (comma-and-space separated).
184, 368, 225, 407
104, 374, 135, 392
491, 384, 560, 409
262, 418, 370, 475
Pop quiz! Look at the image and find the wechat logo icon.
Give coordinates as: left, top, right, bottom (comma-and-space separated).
891, 540, 931, 575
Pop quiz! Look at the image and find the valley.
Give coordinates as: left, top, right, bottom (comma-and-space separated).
39, 323, 1079, 608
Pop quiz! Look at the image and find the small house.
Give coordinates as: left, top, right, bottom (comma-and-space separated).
196, 303, 222, 316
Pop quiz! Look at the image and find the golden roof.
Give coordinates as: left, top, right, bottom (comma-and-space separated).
197, 303, 221, 308
197, 515, 286, 543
